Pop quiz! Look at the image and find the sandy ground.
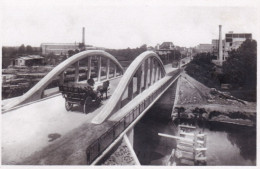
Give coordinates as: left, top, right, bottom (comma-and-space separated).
174, 71, 256, 126
102, 140, 136, 165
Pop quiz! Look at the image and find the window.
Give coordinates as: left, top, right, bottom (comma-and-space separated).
226, 34, 232, 38
239, 34, 245, 38
233, 34, 239, 38
226, 38, 232, 43
245, 34, 252, 39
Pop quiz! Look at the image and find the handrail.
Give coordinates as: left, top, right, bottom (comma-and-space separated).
86, 69, 181, 165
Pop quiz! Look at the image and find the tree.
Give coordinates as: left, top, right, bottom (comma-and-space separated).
222, 39, 257, 89
78, 43, 85, 51
18, 44, 26, 55
68, 50, 75, 57
26, 45, 33, 54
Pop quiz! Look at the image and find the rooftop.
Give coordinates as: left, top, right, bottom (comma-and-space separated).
17, 55, 44, 60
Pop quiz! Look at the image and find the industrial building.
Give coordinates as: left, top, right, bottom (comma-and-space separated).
224, 32, 252, 52
41, 43, 80, 56
212, 39, 225, 56
14, 55, 44, 67
195, 44, 213, 53
211, 25, 252, 65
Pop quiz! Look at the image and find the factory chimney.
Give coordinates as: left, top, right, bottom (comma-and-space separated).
82, 27, 85, 45
218, 25, 223, 66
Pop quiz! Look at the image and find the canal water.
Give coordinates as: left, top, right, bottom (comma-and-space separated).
133, 105, 256, 166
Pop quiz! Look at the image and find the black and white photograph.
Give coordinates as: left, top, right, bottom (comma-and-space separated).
1, 0, 258, 166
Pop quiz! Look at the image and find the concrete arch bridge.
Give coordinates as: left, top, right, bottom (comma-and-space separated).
2, 50, 181, 165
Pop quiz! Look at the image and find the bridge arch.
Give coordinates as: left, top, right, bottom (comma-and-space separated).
92, 51, 166, 124
3, 50, 124, 110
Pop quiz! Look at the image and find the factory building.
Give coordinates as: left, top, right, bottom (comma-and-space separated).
195, 44, 213, 53
41, 43, 80, 56
224, 32, 252, 52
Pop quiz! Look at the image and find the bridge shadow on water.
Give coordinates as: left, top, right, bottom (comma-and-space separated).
134, 104, 177, 165
133, 103, 256, 165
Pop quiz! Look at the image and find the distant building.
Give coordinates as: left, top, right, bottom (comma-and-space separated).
159, 42, 174, 50
147, 46, 155, 51
155, 42, 175, 64
196, 44, 212, 53
41, 43, 80, 56
224, 32, 252, 52
212, 39, 225, 56
14, 55, 44, 67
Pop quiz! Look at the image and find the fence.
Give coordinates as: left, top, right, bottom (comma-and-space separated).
86, 69, 180, 164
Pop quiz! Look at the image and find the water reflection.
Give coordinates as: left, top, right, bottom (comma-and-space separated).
134, 105, 256, 166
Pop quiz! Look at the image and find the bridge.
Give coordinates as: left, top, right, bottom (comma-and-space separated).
2, 50, 182, 165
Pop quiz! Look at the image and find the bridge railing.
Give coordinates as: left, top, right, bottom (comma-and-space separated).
86, 69, 181, 164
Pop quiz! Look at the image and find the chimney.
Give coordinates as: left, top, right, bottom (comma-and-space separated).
82, 27, 85, 45
218, 25, 223, 65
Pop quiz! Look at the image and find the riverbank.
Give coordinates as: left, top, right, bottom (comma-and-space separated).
172, 72, 256, 127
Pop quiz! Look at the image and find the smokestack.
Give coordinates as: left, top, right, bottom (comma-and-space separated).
82, 27, 85, 45
218, 25, 223, 65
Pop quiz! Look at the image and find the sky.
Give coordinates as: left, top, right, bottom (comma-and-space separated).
1, 0, 259, 49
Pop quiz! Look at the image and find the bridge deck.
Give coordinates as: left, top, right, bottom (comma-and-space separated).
2, 64, 178, 165
2, 77, 122, 164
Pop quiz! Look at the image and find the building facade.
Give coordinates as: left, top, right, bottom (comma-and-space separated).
212, 39, 225, 56
14, 55, 44, 67
224, 32, 252, 52
41, 43, 80, 56
211, 32, 252, 62
196, 44, 213, 53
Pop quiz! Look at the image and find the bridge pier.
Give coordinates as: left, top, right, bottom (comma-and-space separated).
123, 134, 141, 165
126, 128, 134, 146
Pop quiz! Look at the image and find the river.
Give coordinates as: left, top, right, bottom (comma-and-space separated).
133, 104, 256, 166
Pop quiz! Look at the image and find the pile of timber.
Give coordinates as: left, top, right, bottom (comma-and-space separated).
158, 124, 207, 166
